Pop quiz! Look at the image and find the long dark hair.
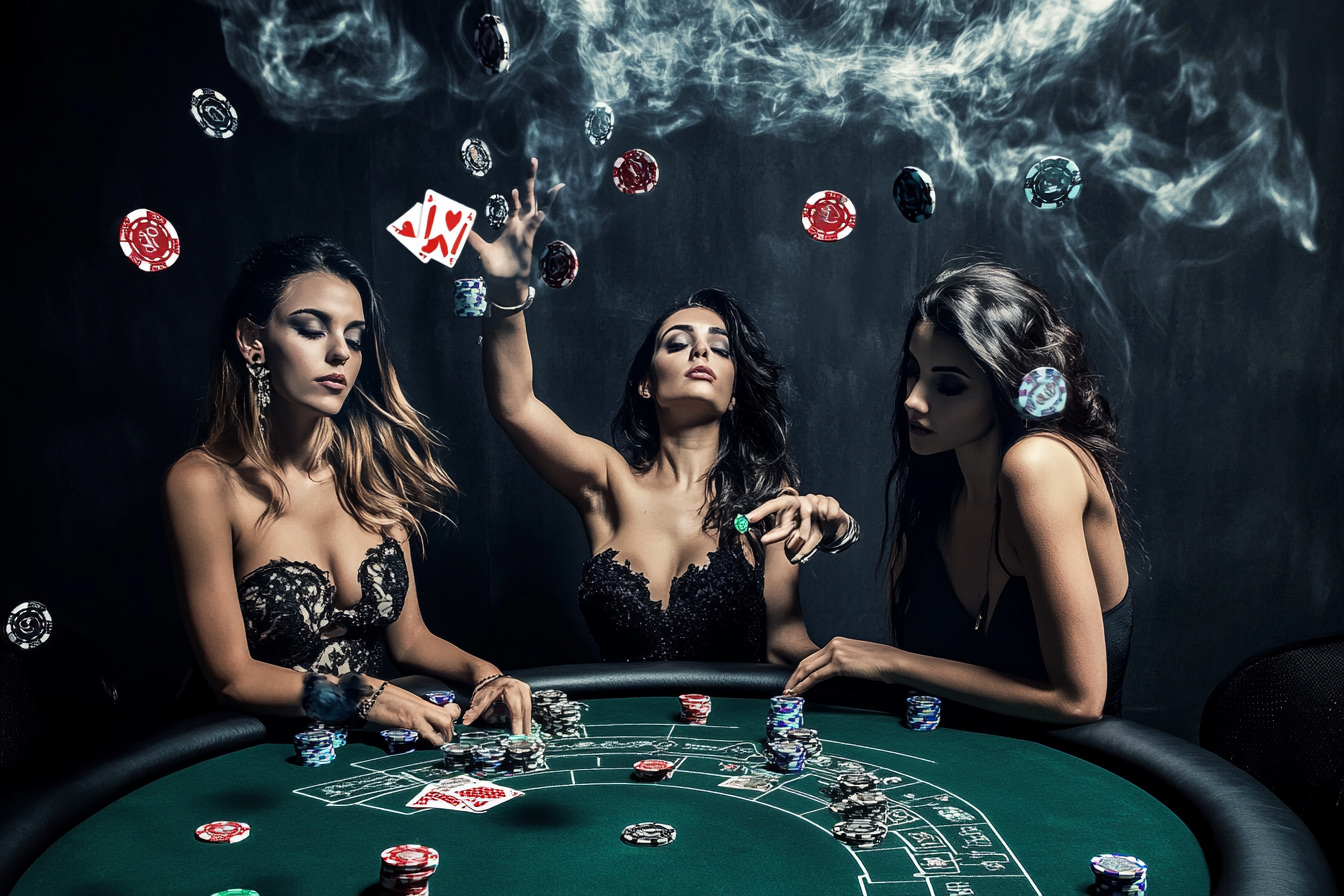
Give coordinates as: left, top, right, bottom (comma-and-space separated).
611, 288, 798, 561
197, 235, 455, 539
883, 261, 1133, 627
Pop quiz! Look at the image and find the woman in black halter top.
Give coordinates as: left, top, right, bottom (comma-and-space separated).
467, 160, 854, 664
786, 262, 1135, 725
164, 236, 532, 742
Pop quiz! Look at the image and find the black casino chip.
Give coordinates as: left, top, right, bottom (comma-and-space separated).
6, 600, 53, 650
190, 88, 238, 139
1023, 156, 1082, 209
474, 15, 511, 74
485, 193, 510, 230
461, 137, 493, 177
892, 166, 935, 222
585, 103, 615, 147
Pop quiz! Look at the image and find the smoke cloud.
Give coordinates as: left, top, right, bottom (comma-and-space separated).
207, 0, 1319, 383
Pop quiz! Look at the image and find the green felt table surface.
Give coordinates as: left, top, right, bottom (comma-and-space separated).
15, 696, 1209, 896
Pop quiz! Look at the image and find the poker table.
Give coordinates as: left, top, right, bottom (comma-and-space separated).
1, 663, 1333, 895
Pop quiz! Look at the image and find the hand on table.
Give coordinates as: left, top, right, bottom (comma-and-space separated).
466, 157, 564, 286
364, 682, 462, 745
784, 637, 902, 695
744, 487, 850, 564
461, 675, 534, 736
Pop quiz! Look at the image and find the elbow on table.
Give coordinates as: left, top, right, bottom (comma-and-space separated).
1054, 692, 1106, 726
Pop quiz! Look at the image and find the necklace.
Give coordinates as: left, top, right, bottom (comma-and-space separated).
973, 495, 1001, 632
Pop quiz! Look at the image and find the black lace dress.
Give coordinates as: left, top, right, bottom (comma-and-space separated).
577, 540, 767, 662
237, 535, 408, 677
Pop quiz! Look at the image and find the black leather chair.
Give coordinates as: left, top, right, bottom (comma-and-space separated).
1200, 632, 1344, 888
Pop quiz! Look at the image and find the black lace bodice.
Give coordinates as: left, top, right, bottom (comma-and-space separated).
577, 542, 766, 662
237, 535, 408, 677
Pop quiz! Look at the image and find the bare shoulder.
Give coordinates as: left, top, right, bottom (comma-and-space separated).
164, 450, 233, 508
1001, 434, 1089, 508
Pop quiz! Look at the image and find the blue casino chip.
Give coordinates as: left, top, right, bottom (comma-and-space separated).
892, 166, 936, 222
1024, 156, 1082, 209
1017, 367, 1068, 418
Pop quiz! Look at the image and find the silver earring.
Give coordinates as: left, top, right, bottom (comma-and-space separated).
248, 360, 271, 414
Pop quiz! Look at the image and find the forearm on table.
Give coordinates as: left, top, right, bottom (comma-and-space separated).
389, 630, 499, 689
213, 662, 316, 718
481, 280, 536, 420
890, 650, 1101, 725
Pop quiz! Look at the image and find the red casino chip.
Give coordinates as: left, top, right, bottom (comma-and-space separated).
194, 820, 250, 843
381, 843, 440, 870
540, 240, 579, 289
801, 190, 856, 242
119, 208, 181, 271
634, 759, 675, 774
612, 149, 659, 195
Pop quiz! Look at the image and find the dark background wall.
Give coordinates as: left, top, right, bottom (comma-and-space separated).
9, 0, 1341, 751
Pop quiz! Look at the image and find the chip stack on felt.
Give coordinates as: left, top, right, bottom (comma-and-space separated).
380, 844, 439, 895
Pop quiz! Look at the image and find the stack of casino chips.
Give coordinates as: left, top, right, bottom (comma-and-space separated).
620, 822, 676, 847
293, 729, 336, 766
439, 742, 473, 771
905, 695, 942, 730
533, 689, 583, 736
837, 772, 878, 797
632, 758, 675, 781
829, 772, 881, 818
679, 693, 712, 724
765, 695, 804, 741
766, 740, 808, 774
843, 790, 890, 823
471, 743, 506, 773
831, 818, 889, 849
380, 844, 439, 895
504, 734, 546, 771
381, 728, 420, 754
1090, 854, 1148, 894
304, 721, 347, 748
783, 726, 822, 757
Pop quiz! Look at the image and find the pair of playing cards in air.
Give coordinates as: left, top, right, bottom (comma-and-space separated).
387, 191, 477, 267
405, 775, 522, 813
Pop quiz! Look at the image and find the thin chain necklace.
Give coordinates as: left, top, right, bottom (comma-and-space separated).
973, 495, 1001, 632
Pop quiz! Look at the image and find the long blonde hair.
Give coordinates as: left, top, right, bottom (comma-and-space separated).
198, 235, 455, 541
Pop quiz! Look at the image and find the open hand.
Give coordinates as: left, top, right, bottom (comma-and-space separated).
466, 157, 564, 284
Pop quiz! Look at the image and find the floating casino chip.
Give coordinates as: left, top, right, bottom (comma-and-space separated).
1017, 367, 1068, 419
892, 166, 935, 223
195, 820, 250, 844
461, 137, 493, 177
474, 15, 510, 74
485, 193, 510, 230
1023, 156, 1082, 209
540, 240, 579, 289
620, 822, 677, 846
802, 190, 857, 242
6, 601, 53, 650
585, 103, 615, 147
612, 149, 659, 194
190, 88, 238, 139
119, 208, 181, 272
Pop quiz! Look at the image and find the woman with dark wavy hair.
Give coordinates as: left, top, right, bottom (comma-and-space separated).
785, 261, 1134, 724
468, 161, 855, 664
163, 235, 532, 742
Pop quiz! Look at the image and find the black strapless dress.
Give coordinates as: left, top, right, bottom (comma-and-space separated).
236, 535, 408, 677
577, 541, 767, 662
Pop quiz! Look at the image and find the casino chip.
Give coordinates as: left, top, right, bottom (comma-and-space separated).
1091, 853, 1148, 894
485, 193, 510, 230
802, 190, 856, 242
585, 103, 615, 146
474, 15, 510, 74
733, 514, 750, 534
1023, 156, 1082, 209
195, 820, 250, 844
892, 167, 935, 223
832, 819, 888, 849
461, 137, 493, 177
6, 601, 53, 650
190, 88, 239, 139
620, 822, 676, 846
540, 240, 579, 289
119, 208, 181, 272
210, 891, 260, 896
1017, 367, 1068, 419
612, 149, 659, 194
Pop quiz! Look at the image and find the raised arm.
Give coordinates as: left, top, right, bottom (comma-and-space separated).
162, 454, 462, 742
470, 158, 625, 509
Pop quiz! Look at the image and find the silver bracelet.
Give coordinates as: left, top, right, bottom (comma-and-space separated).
489, 286, 534, 316
818, 513, 861, 554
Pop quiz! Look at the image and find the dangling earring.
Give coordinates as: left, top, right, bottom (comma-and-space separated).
247, 358, 271, 416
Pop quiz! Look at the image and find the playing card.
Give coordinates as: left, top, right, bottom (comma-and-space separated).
405, 776, 483, 811
717, 774, 779, 793
442, 780, 524, 811
386, 202, 431, 262
419, 189, 477, 268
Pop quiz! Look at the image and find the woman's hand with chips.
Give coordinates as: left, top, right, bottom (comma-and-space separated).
743, 487, 853, 564
467, 156, 564, 287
